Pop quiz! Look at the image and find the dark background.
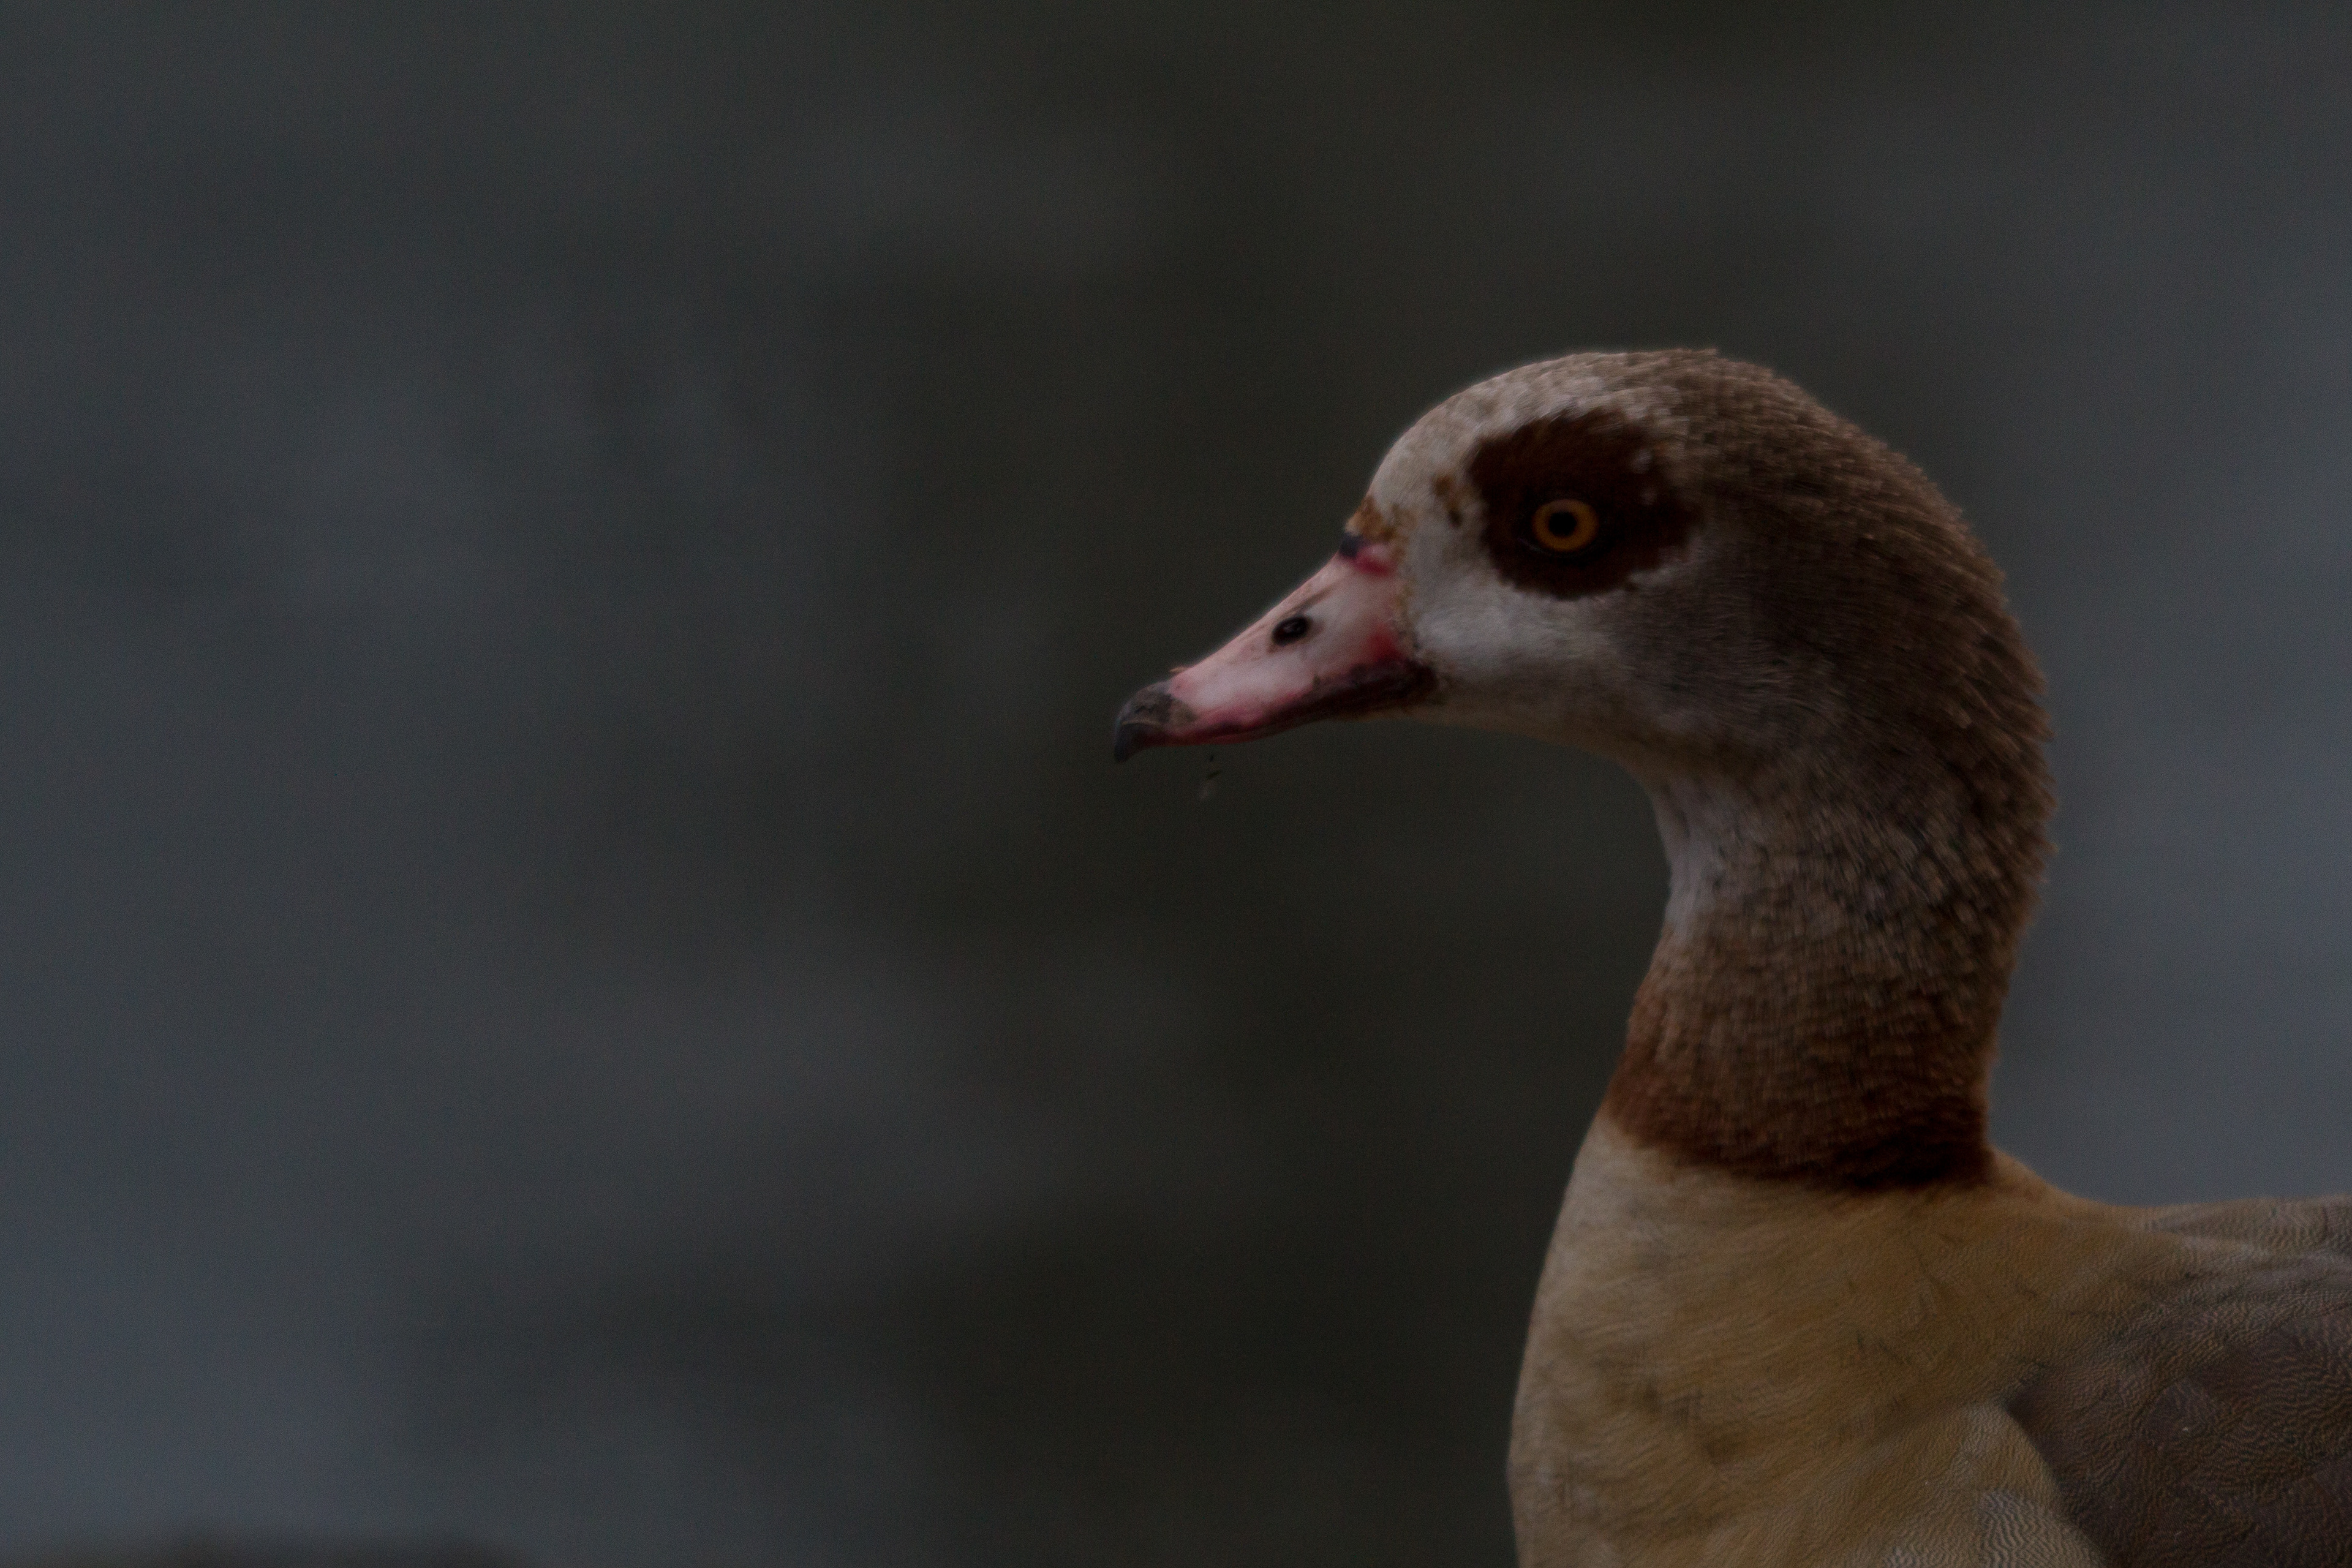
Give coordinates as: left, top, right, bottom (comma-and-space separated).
1, 4, 2348, 1564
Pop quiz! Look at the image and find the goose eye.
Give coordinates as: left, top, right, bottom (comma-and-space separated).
1528, 498, 1600, 554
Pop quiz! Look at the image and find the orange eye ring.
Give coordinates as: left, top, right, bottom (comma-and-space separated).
1529, 497, 1600, 553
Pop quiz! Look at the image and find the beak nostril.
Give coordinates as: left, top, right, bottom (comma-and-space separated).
1272, 614, 1313, 647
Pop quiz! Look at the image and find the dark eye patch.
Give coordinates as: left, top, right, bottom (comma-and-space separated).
1468, 409, 1693, 598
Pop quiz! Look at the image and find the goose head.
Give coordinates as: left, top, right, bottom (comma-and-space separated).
1115, 350, 2039, 796
1116, 350, 2054, 1189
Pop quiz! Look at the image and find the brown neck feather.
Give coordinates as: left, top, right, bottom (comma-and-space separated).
1602, 727, 2050, 1190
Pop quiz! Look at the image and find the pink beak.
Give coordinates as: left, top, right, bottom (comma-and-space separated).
1113, 537, 1436, 761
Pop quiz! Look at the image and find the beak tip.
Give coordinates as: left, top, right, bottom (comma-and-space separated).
1111, 680, 1188, 764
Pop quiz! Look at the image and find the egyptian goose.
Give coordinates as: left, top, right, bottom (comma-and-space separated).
1114, 352, 2352, 1567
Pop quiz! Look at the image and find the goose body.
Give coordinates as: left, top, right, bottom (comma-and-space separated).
1115, 352, 2352, 1566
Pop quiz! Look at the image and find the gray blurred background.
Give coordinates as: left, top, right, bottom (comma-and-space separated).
0, 3, 2346, 1564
